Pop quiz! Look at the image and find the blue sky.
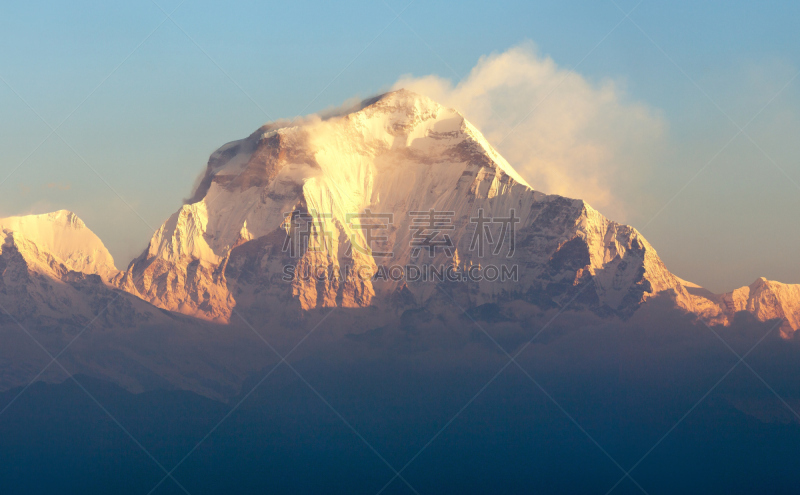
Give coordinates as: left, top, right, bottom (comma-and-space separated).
1, 0, 799, 291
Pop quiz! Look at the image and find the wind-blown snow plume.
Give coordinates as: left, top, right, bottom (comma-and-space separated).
393, 43, 667, 221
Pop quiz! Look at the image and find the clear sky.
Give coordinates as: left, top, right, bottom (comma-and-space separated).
1, 0, 798, 292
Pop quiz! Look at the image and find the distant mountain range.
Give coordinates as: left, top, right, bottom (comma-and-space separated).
1, 90, 798, 397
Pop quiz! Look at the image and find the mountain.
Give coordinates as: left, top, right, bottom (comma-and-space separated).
0, 210, 275, 398
108, 89, 797, 333
1, 210, 117, 279
714, 278, 800, 333
0, 210, 133, 326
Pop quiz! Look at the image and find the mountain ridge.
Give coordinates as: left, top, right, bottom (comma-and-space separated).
1, 89, 797, 336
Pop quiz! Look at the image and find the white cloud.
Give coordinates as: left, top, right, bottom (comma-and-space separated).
393, 42, 667, 221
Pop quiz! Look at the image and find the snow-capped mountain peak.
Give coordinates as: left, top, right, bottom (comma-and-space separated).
0, 210, 117, 280
117, 90, 541, 318
115, 89, 784, 328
